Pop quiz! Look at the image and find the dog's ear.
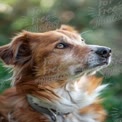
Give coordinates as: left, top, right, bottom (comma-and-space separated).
60, 25, 78, 33
0, 32, 32, 65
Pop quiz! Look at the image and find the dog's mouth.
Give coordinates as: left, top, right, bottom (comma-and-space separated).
73, 56, 112, 76
92, 56, 111, 68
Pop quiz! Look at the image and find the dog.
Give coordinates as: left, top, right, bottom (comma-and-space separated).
0, 25, 111, 122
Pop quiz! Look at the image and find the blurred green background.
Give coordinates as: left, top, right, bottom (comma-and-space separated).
0, 0, 122, 122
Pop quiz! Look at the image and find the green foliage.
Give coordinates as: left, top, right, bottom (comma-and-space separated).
0, 63, 11, 93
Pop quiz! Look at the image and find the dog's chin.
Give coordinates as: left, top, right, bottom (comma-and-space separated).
73, 57, 111, 77
91, 56, 111, 68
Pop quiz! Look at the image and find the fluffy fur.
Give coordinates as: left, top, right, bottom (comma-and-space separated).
0, 25, 111, 122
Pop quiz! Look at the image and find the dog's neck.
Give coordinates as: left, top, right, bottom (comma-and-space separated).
27, 75, 107, 114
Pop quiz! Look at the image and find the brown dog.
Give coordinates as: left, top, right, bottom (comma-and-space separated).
0, 25, 111, 122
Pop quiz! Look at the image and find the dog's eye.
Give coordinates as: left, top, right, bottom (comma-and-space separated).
81, 39, 85, 42
55, 43, 68, 49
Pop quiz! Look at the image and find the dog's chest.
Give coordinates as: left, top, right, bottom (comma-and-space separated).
54, 81, 98, 113
28, 78, 106, 122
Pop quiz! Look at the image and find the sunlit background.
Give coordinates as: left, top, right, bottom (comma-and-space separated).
0, 0, 122, 122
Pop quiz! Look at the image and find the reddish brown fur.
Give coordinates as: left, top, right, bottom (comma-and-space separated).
0, 25, 107, 122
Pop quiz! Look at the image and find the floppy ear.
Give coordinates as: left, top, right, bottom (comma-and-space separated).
0, 32, 32, 65
60, 25, 78, 33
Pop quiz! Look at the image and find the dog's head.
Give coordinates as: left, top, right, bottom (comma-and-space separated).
0, 25, 111, 84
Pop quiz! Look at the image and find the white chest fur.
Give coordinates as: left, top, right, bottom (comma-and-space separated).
28, 76, 107, 122
54, 76, 107, 113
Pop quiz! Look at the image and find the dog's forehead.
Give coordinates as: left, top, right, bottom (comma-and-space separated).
57, 30, 82, 44
38, 30, 82, 45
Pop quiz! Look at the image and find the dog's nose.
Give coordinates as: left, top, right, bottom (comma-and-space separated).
95, 47, 111, 58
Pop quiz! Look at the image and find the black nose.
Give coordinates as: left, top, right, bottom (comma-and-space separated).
95, 47, 111, 58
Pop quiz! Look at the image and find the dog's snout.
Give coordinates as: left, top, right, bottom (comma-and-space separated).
95, 47, 111, 58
